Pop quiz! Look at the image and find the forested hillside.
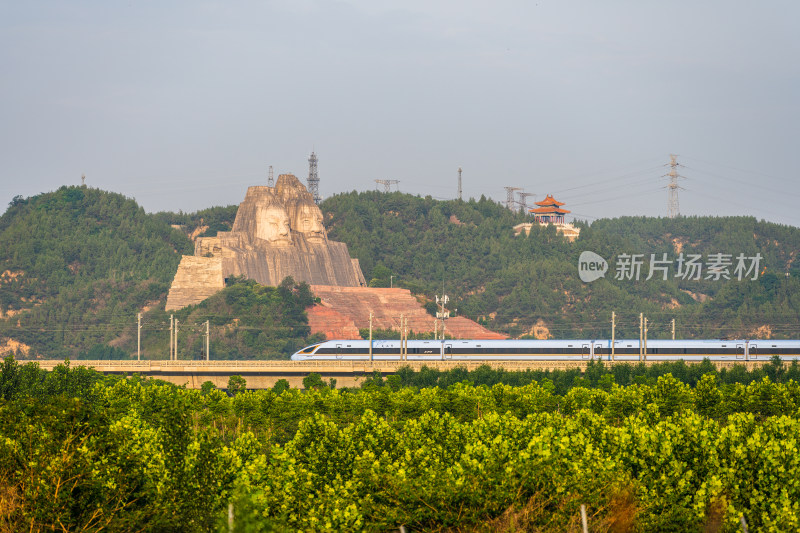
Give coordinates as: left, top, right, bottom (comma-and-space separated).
137, 277, 324, 360
2, 186, 799, 359
0, 188, 319, 359
321, 191, 800, 339
0, 187, 192, 358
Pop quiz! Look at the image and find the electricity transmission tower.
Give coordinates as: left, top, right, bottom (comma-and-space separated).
504, 187, 522, 210
517, 191, 536, 213
307, 152, 321, 204
664, 154, 685, 218
375, 179, 400, 193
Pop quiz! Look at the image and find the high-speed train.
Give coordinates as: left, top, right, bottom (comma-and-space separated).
291, 339, 800, 362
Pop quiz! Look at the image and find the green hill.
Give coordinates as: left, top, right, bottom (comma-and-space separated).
320, 191, 800, 339
0, 187, 192, 358
2, 186, 799, 359
0, 187, 319, 359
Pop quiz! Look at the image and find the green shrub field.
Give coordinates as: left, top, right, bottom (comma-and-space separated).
2, 358, 800, 531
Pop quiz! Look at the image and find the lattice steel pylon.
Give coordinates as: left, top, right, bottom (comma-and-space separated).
504, 186, 522, 210
268, 165, 274, 187
307, 152, 321, 204
458, 167, 462, 200
665, 154, 685, 218
375, 179, 400, 193
517, 191, 536, 213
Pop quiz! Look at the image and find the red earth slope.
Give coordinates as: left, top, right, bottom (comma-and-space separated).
308, 286, 507, 340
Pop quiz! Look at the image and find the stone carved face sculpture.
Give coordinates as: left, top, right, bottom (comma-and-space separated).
292, 199, 326, 242
274, 173, 327, 243
255, 201, 292, 246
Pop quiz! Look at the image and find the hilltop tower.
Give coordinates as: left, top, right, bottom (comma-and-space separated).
307, 152, 320, 205
666, 154, 684, 218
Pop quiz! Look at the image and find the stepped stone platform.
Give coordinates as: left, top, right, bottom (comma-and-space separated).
165, 256, 225, 310
308, 286, 507, 340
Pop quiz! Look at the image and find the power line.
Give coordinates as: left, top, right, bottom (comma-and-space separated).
547, 164, 665, 196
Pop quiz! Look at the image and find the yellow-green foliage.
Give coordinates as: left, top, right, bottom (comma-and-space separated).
3, 360, 800, 531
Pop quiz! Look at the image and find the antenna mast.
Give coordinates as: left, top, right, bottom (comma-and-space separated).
457, 167, 462, 200
307, 152, 320, 204
268, 165, 274, 187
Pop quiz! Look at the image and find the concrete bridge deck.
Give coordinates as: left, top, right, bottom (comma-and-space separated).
30, 359, 775, 389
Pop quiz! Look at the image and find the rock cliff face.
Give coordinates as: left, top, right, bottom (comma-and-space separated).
166, 175, 365, 310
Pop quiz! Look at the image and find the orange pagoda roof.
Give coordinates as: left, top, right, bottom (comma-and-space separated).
534, 194, 565, 207
530, 206, 571, 215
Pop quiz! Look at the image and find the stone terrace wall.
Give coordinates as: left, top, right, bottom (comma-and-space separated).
165, 256, 225, 311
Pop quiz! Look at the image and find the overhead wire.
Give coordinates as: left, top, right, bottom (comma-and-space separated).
680, 154, 795, 187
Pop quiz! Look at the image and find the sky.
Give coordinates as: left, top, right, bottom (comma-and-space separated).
2, 1, 799, 226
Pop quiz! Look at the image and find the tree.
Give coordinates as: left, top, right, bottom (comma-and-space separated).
302, 373, 326, 390
227, 375, 247, 395
272, 379, 290, 394
200, 381, 216, 395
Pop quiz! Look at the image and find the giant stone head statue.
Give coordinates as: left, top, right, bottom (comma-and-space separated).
275, 174, 327, 243
233, 186, 292, 246
255, 200, 292, 246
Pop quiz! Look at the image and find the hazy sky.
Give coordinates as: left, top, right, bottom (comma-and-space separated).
2, 1, 799, 226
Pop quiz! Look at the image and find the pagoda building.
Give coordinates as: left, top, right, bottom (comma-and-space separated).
513, 193, 580, 241
530, 194, 570, 224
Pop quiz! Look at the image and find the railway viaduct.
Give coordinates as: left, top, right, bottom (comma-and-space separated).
34, 359, 775, 389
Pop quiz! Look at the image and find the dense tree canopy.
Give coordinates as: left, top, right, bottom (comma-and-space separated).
3, 357, 800, 530
0, 187, 192, 358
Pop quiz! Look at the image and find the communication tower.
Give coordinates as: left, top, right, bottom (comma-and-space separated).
504, 186, 522, 210
665, 154, 685, 218
374, 179, 400, 193
268, 165, 274, 187
307, 152, 321, 204
458, 167, 462, 200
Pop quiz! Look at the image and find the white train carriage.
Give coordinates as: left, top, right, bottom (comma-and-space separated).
291, 338, 800, 362
291, 339, 599, 361
594, 339, 749, 362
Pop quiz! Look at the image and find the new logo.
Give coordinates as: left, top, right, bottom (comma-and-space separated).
578, 251, 608, 283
